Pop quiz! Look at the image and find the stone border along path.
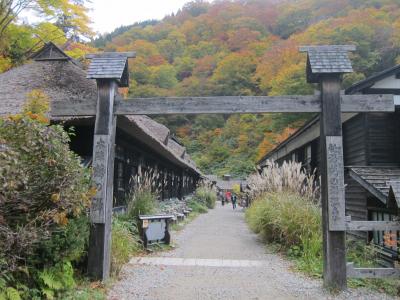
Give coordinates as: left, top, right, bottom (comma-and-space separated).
108, 203, 396, 300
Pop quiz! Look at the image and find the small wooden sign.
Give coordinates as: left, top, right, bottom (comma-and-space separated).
326, 136, 346, 231
90, 135, 109, 223
142, 219, 149, 229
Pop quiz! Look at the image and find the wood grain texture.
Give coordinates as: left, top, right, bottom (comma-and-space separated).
86, 52, 136, 59
50, 94, 393, 117
345, 221, 400, 231
325, 136, 346, 231
117, 96, 321, 114
341, 94, 394, 112
319, 75, 347, 290
88, 80, 117, 281
347, 263, 400, 278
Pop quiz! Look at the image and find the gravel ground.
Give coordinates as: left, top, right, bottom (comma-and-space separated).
108, 203, 397, 300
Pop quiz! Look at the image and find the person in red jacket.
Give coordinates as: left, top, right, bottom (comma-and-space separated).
225, 191, 231, 203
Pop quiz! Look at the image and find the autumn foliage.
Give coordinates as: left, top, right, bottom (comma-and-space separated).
0, 107, 94, 297
90, 0, 400, 176
3, 0, 400, 177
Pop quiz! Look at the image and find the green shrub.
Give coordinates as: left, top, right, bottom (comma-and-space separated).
111, 217, 142, 276
346, 241, 400, 295
36, 261, 76, 299
0, 114, 94, 298
246, 192, 322, 276
126, 170, 160, 219
127, 189, 156, 218
193, 185, 217, 209
188, 200, 208, 214
32, 215, 90, 267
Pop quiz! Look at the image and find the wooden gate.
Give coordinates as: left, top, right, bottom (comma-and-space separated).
52, 45, 398, 289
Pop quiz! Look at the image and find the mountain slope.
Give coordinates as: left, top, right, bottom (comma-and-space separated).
97, 0, 400, 177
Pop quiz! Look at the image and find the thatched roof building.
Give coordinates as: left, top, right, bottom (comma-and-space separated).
0, 42, 201, 202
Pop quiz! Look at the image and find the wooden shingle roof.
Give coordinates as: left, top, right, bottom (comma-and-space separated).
86, 52, 136, 87
300, 45, 355, 83
348, 166, 400, 204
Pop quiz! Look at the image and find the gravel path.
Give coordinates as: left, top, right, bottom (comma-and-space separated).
108, 203, 397, 300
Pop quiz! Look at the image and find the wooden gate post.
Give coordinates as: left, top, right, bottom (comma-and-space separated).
86, 52, 135, 280
300, 45, 355, 290
87, 79, 117, 280
320, 74, 347, 289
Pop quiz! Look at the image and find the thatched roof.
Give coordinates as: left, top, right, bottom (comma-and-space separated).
0, 43, 200, 175
131, 115, 170, 144
0, 60, 97, 117
121, 116, 201, 174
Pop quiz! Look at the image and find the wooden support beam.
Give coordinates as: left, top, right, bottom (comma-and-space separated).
341, 94, 394, 112
178, 170, 184, 200
118, 96, 321, 114
346, 221, 400, 231
50, 94, 394, 117
86, 52, 136, 59
87, 80, 117, 281
320, 75, 347, 290
347, 263, 400, 278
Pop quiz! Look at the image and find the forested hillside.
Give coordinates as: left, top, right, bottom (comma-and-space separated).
94, 0, 400, 177
2, 0, 400, 177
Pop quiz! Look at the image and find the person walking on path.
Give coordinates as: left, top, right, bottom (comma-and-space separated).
225, 191, 231, 204
231, 193, 237, 210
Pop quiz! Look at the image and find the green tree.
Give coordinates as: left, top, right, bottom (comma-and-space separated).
150, 64, 178, 89
0, 0, 92, 39
211, 52, 257, 95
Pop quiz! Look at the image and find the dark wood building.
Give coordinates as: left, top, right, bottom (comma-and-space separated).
0, 43, 201, 207
258, 65, 400, 265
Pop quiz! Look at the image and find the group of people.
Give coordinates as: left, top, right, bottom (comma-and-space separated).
221, 190, 238, 209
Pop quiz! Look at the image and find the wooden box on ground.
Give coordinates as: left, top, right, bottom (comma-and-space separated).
138, 215, 174, 248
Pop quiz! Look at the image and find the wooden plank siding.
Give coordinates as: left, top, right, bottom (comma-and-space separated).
343, 114, 367, 166
344, 173, 368, 241
367, 112, 400, 166
341, 114, 369, 241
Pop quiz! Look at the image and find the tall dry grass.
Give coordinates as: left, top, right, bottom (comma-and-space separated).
247, 160, 319, 202
193, 182, 217, 209
126, 168, 161, 218
245, 160, 322, 275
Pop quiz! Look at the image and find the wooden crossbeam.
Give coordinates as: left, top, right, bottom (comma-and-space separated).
50, 94, 394, 117
346, 221, 400, 231
347, 263, 400, 278
86, 52, 136, 59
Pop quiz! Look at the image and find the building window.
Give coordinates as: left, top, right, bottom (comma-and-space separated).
370, 210, 398, 252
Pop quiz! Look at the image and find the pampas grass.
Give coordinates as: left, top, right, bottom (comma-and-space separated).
247, 160, 319, 202
126, 169, 161, 218
245, 160, 322, 276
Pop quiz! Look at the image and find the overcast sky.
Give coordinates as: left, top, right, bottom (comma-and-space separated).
88, 0, 204, 34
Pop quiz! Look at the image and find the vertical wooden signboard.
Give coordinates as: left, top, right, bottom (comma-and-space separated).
87, 80, 117, 280
325, 136, 345, 230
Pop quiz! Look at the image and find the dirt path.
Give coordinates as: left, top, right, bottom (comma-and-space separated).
108, 203, 395, 300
